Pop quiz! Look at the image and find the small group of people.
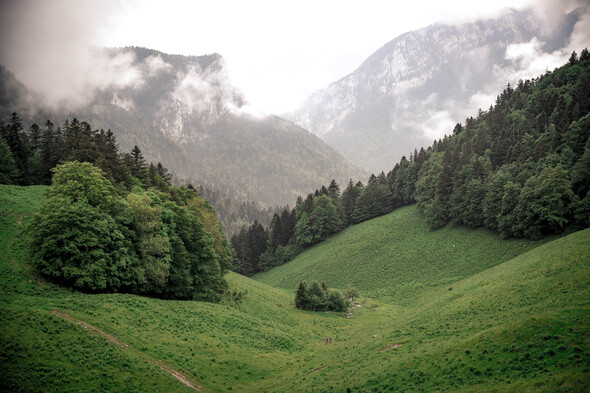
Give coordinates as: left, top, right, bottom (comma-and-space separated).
323, 337, 332, 344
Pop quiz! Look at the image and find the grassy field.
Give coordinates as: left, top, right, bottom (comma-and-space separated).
1, 185, 589, 392
254, 205, 557, 303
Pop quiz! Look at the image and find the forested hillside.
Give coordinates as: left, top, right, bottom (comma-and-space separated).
234, 51, 590, 274
0, 115, 231, 300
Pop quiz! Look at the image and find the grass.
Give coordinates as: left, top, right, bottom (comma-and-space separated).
254, 205, 557, 304
1, 185, 589, 392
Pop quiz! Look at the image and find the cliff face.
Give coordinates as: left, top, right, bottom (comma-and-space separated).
288, 8, 581, 172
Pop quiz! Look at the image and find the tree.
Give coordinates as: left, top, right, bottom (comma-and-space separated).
294, 281, 349, 312
28, 162, 133, 291
327, 179, 340, 198
129, 145, 148, 182
513, 165, 574, 239
352, 174, 392, 223
295, 196, 340, 247
0, 138, 19, 184
126, 191, 171, 293
340, 179, 362, 226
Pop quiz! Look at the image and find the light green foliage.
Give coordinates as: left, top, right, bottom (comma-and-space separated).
29, 162, 133, 291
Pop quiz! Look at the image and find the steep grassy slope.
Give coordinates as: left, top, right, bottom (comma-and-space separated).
1, 185, 588, 392
255, 204, 557, 303
279, 227, 590, 392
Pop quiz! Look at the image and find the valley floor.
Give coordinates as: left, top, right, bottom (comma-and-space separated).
1, 186, 589, 392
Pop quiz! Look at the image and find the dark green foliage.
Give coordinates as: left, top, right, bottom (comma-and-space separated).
409, 51, 590, 238
352, 173, 392, 223
293, 281, 349, 312
341, 179, 362, 226
230, 214, 298, 276
207, 54, 590, 270
295, 195, 341, 247
0, 138, 18, 183
27, 159, 230, 300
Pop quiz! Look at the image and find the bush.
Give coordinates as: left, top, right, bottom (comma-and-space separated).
294, 280, 350, 312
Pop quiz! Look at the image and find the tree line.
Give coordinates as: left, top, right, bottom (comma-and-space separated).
1, 116, 231, 301
230, 50, 590, 275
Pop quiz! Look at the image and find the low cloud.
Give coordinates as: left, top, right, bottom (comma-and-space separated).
171, 58, 245, 118
0, 0, 144, 110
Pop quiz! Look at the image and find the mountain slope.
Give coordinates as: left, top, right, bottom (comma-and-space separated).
1, 185, 589, 392
288, 8, 583, 172
0, 47, 366, 206
254, 204, 558, 303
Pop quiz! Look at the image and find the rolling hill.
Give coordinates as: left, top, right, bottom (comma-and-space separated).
1, 185, 588, 392
254, 204, 559, 303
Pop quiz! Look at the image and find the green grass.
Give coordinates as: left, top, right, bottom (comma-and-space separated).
1, 185, 589, 392
255, 205, 556, 304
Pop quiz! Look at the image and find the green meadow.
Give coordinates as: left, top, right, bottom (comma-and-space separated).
254, 205, 557, 304
1, 185, 589, 392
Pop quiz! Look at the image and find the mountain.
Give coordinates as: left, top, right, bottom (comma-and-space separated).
288, 8, 583, 172
0, 48, 366, 206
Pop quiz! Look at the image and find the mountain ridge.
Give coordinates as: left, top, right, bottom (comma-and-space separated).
0, 47, 367, 206
288, 7, 582, 172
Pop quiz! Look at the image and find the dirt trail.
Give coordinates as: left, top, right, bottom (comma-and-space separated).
52, 310, 202, 391
379, 343, 404, 352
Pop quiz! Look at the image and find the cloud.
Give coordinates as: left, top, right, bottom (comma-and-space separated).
0, 0, 143, 109
171, 58, 245, 118
143, 55, 172, 77
567, 4, 590, 53
502, 38, 568, 79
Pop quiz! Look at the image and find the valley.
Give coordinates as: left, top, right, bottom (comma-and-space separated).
1, 2, 589, 391
1, 185, 588, 392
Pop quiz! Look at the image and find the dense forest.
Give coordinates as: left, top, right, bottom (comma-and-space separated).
231, 50, 590, 275
0, 116, 231, 300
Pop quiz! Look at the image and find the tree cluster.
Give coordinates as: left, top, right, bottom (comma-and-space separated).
7, 117, 232, 301
294, 281, 349, 312
230, 209, 300, 276
0, 116, 173, 192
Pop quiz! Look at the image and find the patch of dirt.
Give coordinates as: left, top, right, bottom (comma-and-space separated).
379, 343, 404, 352
151, 360, 202, 391
52, 310, 201, 391
308, 366, 325, 374
52, 310, 125, 347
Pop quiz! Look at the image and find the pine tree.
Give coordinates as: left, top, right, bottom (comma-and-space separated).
327, 179, 340, 199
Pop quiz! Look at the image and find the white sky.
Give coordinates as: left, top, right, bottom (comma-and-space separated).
1, 0, 577, 114
98, 0, 541, 114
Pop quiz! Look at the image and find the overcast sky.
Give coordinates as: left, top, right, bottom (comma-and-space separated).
0, 0, 583, 114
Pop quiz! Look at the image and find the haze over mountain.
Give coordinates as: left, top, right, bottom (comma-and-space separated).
288, 7, 589, 172
0, 47, 366, 206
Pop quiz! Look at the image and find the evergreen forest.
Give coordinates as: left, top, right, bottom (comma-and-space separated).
0, 116, 231, 300
230, 51, 590, 275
